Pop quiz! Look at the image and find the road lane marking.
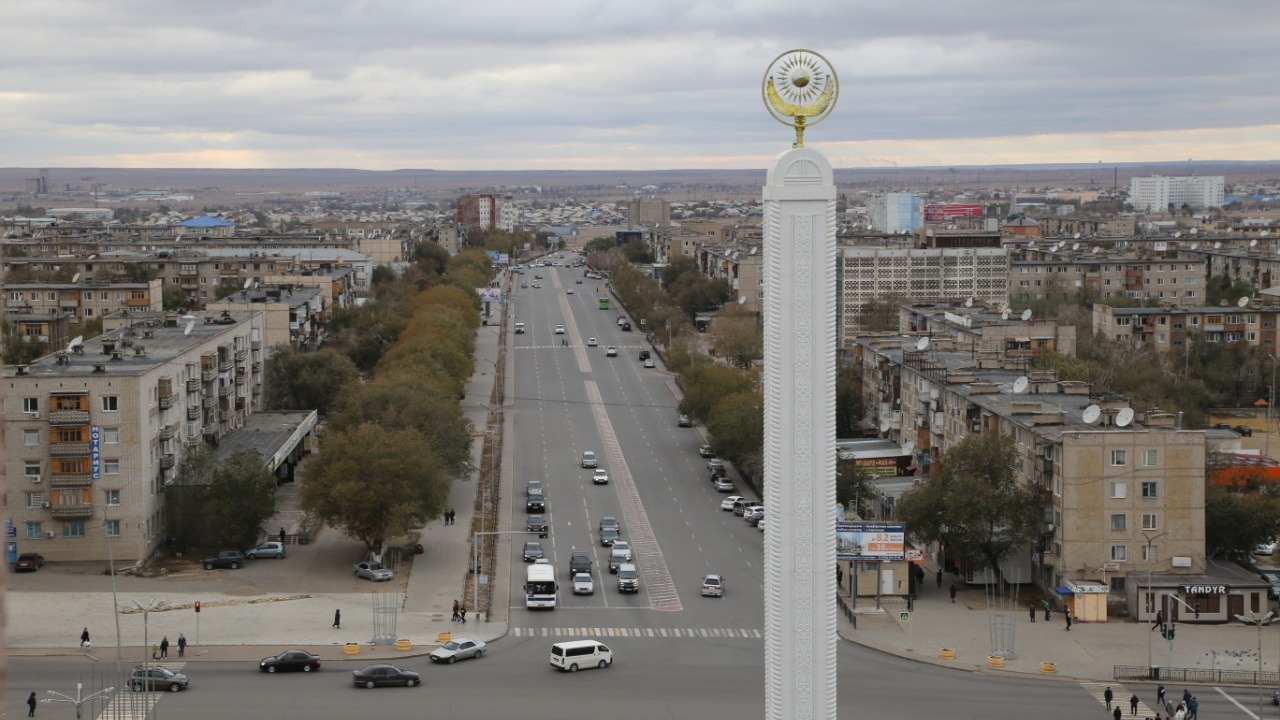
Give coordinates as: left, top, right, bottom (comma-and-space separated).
1215, 686, 1258, 719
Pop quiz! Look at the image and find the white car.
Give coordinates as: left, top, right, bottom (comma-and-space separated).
567, 289, 574, 295
429, 638, 487, 664
701, 574, 724, 597
246, 541, 286, 559
721, 495, 746, 511
572, 572, 595, 595
606, 347, 618, 357
714, 477, 734, 492
587, 337, 598, 347
354, 562, 394, 582
592, 469, 609, 485
554, 324, 565, 334
643, 358, 656, 368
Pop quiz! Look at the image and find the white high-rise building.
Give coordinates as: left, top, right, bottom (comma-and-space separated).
867, 192, 921, 234
1128, 175, 1224, 212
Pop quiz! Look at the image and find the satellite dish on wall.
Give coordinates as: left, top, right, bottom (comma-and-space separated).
1189, 227, 1198, 235
737, 296, 747, 305
1115, 408, 1135, 427
1013, 376, 1029, 394
1001, 309, 1011, 321
1262, 231, 1271, 237
916, 336, 930, 351
243, 278, 253, 289
1091, 246, 1101, 254
1190, 243, 1200, 250
750, 247, 758, 255
1238, 296, 1250, 307
1082, 404, 1102, 425
1021, 309, 1033, 321
878, 420, 890, 434
72, 272, 81, 283
964, 297, 974, 307
1072, 242, 1080, 251
1173, 231, 1182, 238
1214, 241, 1222, 249
1073, 232, 1081, 239
1028, 241, 1037, 249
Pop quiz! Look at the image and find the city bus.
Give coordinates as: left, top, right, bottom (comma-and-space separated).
598, 297, 609, 310
525, 562, 558, 609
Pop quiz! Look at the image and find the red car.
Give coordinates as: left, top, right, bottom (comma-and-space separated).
15, 553, 45, 572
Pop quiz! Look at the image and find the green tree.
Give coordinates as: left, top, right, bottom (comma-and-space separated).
162, 287, 189, 311
712, 309, 762, 369
0, 319, 50, 365
705, 390, 764, 484
1205, 274, 1255, 307
203, 450, 278, 550
264, 347, 360, 416
834, 359, 864, 438
1204, 486, 1280, 559
836, 463, 877, 519
300, 423, 450, 550
583, 237, 616, 254
895, 433, 1042, 582
618, 238, 655, 264
679, 363, 757, 422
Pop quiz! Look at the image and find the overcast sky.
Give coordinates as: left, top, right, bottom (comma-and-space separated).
5, 1, 1280, 171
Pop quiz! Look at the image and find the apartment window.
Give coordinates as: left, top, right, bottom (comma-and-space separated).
82, 291, 92, 301
1142, 513, 1158, 531
63, 521, 85, 538
105, 489, 121, 506
102, 396, 118, 412
25, 463, 41, 477
23, 429, 40, 446
100, 291, 109, 300
23, 397, 39, 413
1110, 450, 1127, 466
103, 459, 120, 475
1110, 545, 1127, 562
104, 520, 121, 538
1111, 514, 1127, 531
25, 522, 42, 540
1143, 544, 1159, 561
1111, 482, 1127, 499
1141, 481, 1159, 498
1141, 450, 1158, 467
104, 427, 119, 444
83, 307, 94, 317
26, 493, 44, 508
1110, 577, 1126, 593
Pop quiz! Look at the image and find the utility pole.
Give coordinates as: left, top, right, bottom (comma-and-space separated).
1143, 530, 1166, 678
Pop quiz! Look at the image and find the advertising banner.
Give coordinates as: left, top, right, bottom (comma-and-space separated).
836, 521, 905, 561
475, 288, 502, 304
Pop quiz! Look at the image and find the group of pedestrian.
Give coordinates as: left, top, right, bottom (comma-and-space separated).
451, 599, 468, 623
443, 508, 457, 525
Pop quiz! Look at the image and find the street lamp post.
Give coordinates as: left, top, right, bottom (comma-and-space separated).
132, 599, 167, 689
471, 530, 543, 620
43, 683, 114, 719
1143, 530, 1167, 678
1236, 610, 1275, 718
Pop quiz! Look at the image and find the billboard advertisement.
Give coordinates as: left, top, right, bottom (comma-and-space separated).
836, 521, 906, 561
923, 203, 983, 223
475, 288, 502, 304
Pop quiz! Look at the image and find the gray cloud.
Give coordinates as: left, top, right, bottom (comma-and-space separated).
2, 0, 1279, 169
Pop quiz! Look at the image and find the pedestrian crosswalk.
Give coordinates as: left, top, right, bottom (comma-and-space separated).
512, 626, 762, 639
100, 662, 188, 720
1080, 681, 1160, 718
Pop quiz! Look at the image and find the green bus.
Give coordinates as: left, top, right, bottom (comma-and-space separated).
598, 297, 609, 310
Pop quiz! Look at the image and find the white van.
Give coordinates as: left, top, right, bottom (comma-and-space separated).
549, 640, 613, 672
515, 322, 525, 334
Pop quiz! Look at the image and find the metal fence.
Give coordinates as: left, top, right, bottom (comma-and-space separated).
1115, 664, 1280, 686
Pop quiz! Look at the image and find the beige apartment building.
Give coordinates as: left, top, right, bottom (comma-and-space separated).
853, 334, 1237, 619
1011, 249, 1207, 306
694, 245, 763, 314
206, 285, 326, 353
3, 311, 265, 563
3, 279, 163, 325
1093, 302, 1280, 351
898, 301, 1077, 362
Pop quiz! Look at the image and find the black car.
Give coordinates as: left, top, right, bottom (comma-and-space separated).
259, 649, 322, 673
128, 666, 189, 692
620, 321, 632, 331
638, 350, 651, 361
526, 490, 546, 513
526, 514, 548, 537
569, 551, 592, 578
203, 550, 246, 570
523, 541, 545, 562
352, 664, 420, 688
1235, 425, 1254, 437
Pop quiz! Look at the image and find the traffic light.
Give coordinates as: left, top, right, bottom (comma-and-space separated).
194, 601, 201, 613
1164, 625, 1175, 641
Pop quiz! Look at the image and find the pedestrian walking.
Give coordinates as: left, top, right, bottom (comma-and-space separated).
1153, 609, 1165, 632
27, 691, 37, 717
936, 569, 942, 588
279, 527, 287, 545
1029, 603, 1036, 622
1130, 694, 1139, 715
1104, 686, 1114, 710
459, 603, 467, 624
333, 609, 341, 629
1043, 599, 1051, 621
1186, 695, 1197, 720
452, 599, 460, 622
949, 584, 957, 603
80, 627, 90, 647
449, 509, 456, 525
1064, 609, 1072, 631
177, 633, 187, 658
159, 636, 169, 659
1157, 684, 1167, 709
1113, 707, 1122, 720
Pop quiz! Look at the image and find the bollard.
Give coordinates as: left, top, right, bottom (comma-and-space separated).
343, 643, 360, 655
395, 639, 412, 651
1039, 661, 1057, 674
436, 631, 452, 644
986, 655, 1005, 668
939, 648, 956, 660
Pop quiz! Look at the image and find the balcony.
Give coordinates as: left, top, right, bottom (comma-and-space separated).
186, 437, 204, 450
159, 393, 177, 410
219, 407, 234, 422
160, 453, 176, 470
202, 395, 217, 409
159, 423, 177, 441
187, 405, 201, 421
235, 348, 248, 362
251, 339, 261, 350
186, 378, 201, 393
50, 474, 93, 488
50, 441, 92, 457
201, 367, 217, 382
48, 410, 91, 425
51, 504, 95, 520
252, 361, 262, 372
235, 365, 246, 378
218, 384, 233, 397
218, 357, 232, 372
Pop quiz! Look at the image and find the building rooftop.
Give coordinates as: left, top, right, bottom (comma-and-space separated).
211, 410, 318, 472
216, 285, 322, 309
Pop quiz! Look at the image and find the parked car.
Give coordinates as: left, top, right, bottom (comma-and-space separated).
638, 350, 651, 361
354, 562, 394, 582
129, 665, 189, 692
714, 477, 735, 492
701, 574, 724, 597
620, 321, 632, 331
352, 664, 420, 688
1235, 425, 1255, 437
259, 649, 321, 673
699, 444, 716, 458
14, 552, 45, 572
721, 495, 747, 511
203, 550, 246, 570
1257, 540, 1278, 556
643, 358, 656, 368
709, 465, 727, 480
707, 458, 725, 472
522, 541, 545, 562
732, 498, 754, 516
678, 414, 692, 427
246, 541, 286, 559
1263, 573, 1280, 600
592, 469, 610, 485
746, 510, 765, 526
430, 638, 487, 664
572, 572, 595, 595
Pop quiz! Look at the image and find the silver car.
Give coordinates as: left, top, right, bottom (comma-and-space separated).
353, 562, 394, 582
429, 638, 487, 664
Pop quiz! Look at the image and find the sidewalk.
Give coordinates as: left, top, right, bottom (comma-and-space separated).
838, 566, 1280, 684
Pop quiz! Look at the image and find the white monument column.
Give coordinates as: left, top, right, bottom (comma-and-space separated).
761, 50, 839, 720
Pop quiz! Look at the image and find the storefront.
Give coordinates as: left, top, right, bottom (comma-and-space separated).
1126, 560, 1269, 624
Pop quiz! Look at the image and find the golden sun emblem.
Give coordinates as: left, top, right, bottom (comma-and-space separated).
762, 50, 838, 148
